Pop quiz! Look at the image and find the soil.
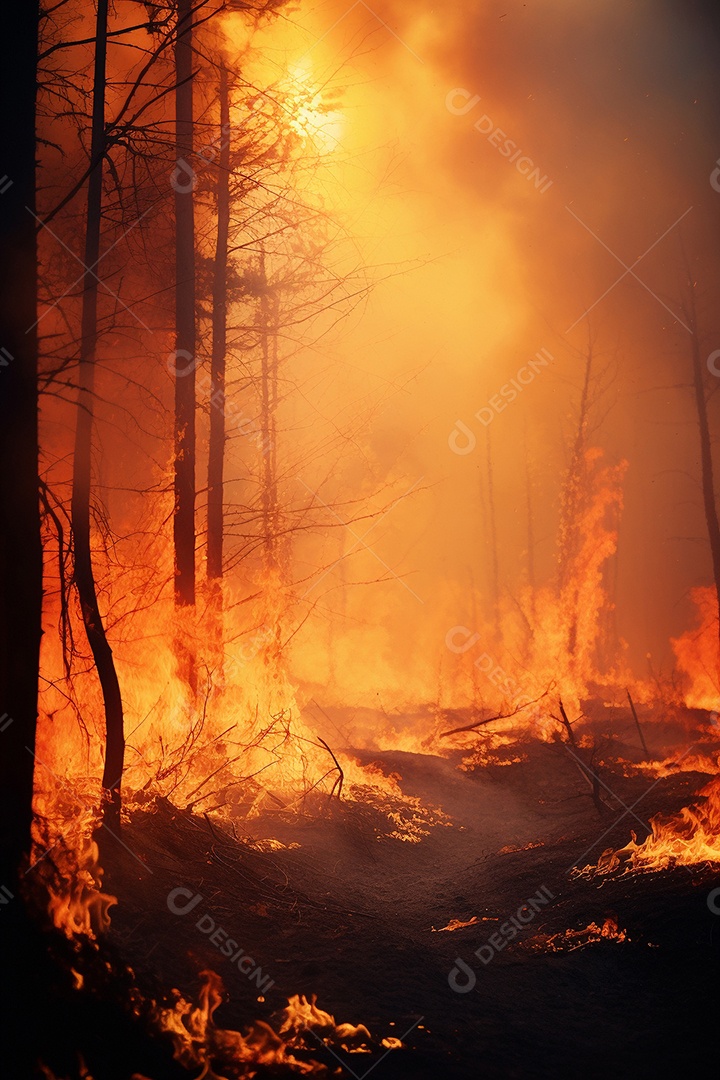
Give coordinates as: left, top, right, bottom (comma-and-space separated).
102, 706, 720, 1080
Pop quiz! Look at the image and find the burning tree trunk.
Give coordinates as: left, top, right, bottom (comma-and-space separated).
173, 0, 197, 688
684, 284, 720, 663
70, 0, 125, 832
206, 65, 230, 590
0, 0, 43, 892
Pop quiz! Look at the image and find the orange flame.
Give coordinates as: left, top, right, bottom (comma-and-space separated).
588, 777, 720, 874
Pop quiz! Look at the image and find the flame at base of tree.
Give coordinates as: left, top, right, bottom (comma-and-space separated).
446, 448, 638, 766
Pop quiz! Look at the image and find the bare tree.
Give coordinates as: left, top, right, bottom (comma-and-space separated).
207, 63, 231, 589
70, 0, 125, 832
173, 0, 198, 624
0, 0, 43, 896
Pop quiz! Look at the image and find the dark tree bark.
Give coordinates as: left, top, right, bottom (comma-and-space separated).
71, 0, 125, 834
173, 0, 197, 612
0, 10, 45, 1074
207, 65, 230, 585
0, 0, 42, 898
685, 286, 720, 660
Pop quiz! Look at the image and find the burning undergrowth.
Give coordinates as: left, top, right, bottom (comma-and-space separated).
522, 915, 632, 953
577, 776, 720, 877
27, 799, 408, 1079
148, 969, 398, 1077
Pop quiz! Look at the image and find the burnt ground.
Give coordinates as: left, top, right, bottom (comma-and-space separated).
101, 708, 720, 1080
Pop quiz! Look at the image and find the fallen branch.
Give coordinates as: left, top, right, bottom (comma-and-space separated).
440, 691, 549, 738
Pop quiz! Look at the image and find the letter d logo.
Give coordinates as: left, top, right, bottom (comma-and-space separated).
711, 158, 720, 194
167, 886, 203, 916
449, 420, 476, 455
448, 957, 476, 993
171, 157, 197, 193
446, 88, 481, 116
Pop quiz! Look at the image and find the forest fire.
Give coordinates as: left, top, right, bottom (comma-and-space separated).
2, 1, 720, 1078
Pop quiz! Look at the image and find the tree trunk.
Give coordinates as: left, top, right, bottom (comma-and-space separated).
485, 426, 500, 618
558, 344, 593, 660
686, 288, 720, 664
207, 65, 230, 585
70, 0, 125, 835
259, 251, 273, 569
0, 0, 42, 897
0, 10, 46, 1073
174, 0, 197, 610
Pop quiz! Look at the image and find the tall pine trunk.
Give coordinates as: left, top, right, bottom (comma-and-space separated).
71, 0, 125, 834
258, 252, 282, 666
174, 0, 197, 691
0, 0, 42, 895
0, 10, 46, 1073
174, 0, 197, 607
207, 66, 230, 586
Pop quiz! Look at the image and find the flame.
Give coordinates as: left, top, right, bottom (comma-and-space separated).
279, 994, 372, 1053
40, 835, 117, 940
672, 586, 720, 711
619, 751, 720, 780
149, 972, 392, 1074
432, 916, 482, 932
528, 916, 629, 953
153, 970, 303, 1075
584, 777, 720, 875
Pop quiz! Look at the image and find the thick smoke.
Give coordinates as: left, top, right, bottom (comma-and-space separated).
282, 0, 720, 703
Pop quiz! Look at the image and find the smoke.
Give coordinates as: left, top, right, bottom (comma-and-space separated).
36, 1, 720, 726
280, 0, 720, 701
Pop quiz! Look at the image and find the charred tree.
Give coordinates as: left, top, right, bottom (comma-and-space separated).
70, 0, 125, 834
259, 249, 280, 574
485, 426, 500, 615
257, 250, 283, 665
683, 284, 720, 661
207, 65, 230, 587
173, 0, 198, 693
0, 8, 45, 1076
0, 0, 43, 896
173, 0, 197, 610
